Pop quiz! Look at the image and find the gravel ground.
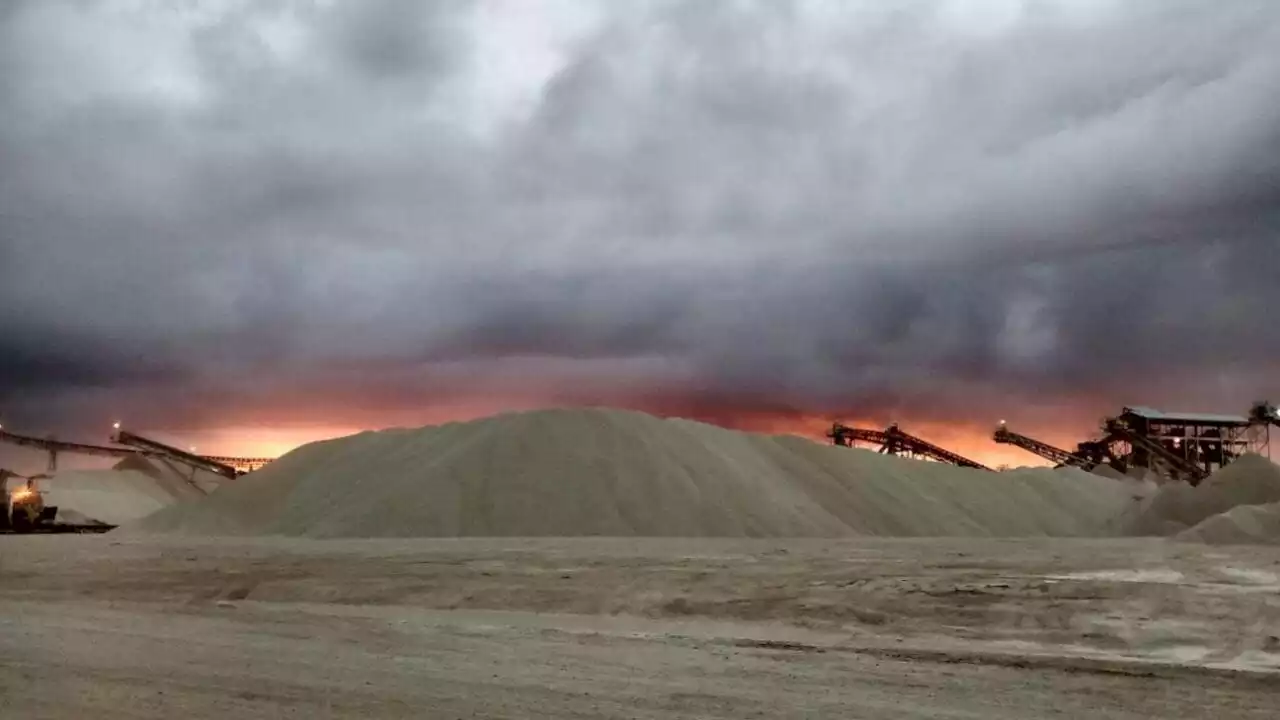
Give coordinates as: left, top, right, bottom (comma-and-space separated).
2, 535, 1278, 718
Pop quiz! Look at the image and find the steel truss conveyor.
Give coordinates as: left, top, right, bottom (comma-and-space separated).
1, 427, 140, 474
991, 423, 1103, 470
828, 422, 992, 471
111, 426, 262, 479
0, 426, 271, 477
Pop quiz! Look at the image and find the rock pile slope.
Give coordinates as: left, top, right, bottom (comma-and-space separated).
1117, 453, 1280, 537
126, 408, 1133, 539
1175, 502, 1280, 545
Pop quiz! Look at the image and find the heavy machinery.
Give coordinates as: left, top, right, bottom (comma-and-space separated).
2, 476, 57, 533
0, 424, 273, 533
828, 422, 992, 471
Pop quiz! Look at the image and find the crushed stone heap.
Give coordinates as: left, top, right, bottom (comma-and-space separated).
1116, 453, 1280, 538
126, 408, 1134, 539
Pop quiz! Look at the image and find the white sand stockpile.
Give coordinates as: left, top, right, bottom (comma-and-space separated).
125, 408, 1133, 539
1116, 453, 1280, 538
41, 455, 214, 526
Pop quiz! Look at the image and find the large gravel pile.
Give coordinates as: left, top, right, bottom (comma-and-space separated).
1117, 453, 1280, 537
126, 408, 1134, 538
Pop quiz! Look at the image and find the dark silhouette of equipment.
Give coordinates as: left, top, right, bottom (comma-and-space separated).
991, 423, 1099, 469
990, 405, 1270, 486
1001, 404, 1272, 487
1250, 401, 1280, 428
1, 468, 114, 534
1072, 438, 1116, 469
0, 425, 272, 478
1, 472, 58, 533
1098, 406, 1274, 485
110, 426, 243, 479
0, 426, 136, 474
828, 424, 890, 448
1101, 416, 1209, 485
828, 422, 992, 471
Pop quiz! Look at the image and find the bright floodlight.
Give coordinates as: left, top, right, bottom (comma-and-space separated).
112, 421, 121, 430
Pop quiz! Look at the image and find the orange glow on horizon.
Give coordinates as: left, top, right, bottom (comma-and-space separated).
179, 426, 360, 459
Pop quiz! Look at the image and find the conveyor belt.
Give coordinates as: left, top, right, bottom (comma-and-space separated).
992, 424, 1096, 469
829, 423, 992, 471
1, 427, 273, 476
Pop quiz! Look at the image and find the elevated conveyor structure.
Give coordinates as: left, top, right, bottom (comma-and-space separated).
992, 423, 1097, 469
197, 454, 274, 475
1, 426, 272, 477
1, 427, 139, 473
827, 424, 889, 449
111, 427, 242, 479
828, 423, 992, 471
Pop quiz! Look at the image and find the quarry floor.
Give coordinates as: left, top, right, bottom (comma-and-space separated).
2, 536, 1279, 719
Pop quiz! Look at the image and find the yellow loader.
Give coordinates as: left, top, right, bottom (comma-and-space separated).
4, 478, 58, 533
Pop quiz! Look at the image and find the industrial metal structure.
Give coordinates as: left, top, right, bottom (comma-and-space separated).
0, 469, 64, 533
193, 453, 272, 475
1102, 406, 1273, 484
6, 401, 1276, 490
111, 426, 242, 479
828, 422, 992, 471
994, 402, 1278, 486
991, 423, 1099, 470
0, 425, 273, 478
0, 427, 136, 474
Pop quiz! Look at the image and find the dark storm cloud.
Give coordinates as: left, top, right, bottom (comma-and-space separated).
2, 0, 1279, 442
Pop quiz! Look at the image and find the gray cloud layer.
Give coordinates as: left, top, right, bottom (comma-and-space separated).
2, 0, 1279, 441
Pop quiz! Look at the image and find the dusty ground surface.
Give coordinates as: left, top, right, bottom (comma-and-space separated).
2, 536, 1279, 718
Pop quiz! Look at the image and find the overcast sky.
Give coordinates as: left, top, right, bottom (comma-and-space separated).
2, 0, 1278, 462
